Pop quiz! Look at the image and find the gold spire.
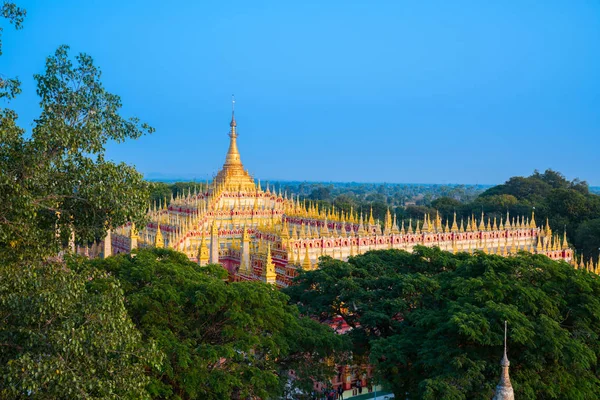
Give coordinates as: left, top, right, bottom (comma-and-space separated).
302, 246, 312, 270
155, 223, 164, 248
213, 98, 255, 191
280, 219, 289, 239
422, 213, 429, 232
264, 243, 277, 283
392, 214, 400, 234
451, 212, 458, 232
562, 229, 568, 250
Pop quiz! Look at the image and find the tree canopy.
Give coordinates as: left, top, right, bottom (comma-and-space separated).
0, 256, 160, 398
0, 5, 164, 397
285, 247, 600, 399
91, 248, 348, 400
0, 45, 153, 263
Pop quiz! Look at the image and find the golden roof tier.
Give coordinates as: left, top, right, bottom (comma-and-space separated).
213, 97, 256, 192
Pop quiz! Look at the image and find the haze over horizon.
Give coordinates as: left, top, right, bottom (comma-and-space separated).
5, 1, 600, 185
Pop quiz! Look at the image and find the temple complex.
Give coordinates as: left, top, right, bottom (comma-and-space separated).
104, 106, 578, 284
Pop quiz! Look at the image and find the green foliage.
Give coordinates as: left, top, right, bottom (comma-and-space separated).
0, 45, 153, 262
286, 247, 600, 399
0, 1, 27, 99
1, 18, 160, 398
476, 170, 600, 260
575, 219, 600, 263
92, 248, 347, 399
0, 256, 160, 398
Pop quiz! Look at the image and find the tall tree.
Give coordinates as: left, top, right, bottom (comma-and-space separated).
285, 247, 600, 399
0, 45, 153, 262
1, 11, 160, 397
0, 256, 161, 398
92, 248, 347, 400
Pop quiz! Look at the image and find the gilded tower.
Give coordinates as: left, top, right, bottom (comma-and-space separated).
213, 97, 256, 192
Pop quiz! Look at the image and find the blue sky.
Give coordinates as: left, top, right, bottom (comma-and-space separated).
4, 0, 600, 185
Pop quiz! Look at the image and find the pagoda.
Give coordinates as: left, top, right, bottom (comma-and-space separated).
104, 103, 576, 287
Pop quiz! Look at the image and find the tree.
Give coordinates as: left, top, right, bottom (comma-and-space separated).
0, 45, 153, 262
0, 256, 160, 398
91, 248, 347, 400
309, 185, 333, 201
0, 1, 27, 99
285, 247, 600, 399
1, 12, 160, 397
430, 196, 462, 216
575, 218, 600, 264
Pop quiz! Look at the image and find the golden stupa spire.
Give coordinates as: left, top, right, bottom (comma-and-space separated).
302, 246, 312, 270
479, 212, 486, 231
392, 214, 400, 234
155, 222, 164, 248
451, 212, 458, 232
321, 218, 330, 237
264, 243, 277, 282
422, 213, 429, 231
213, 97, 255, 191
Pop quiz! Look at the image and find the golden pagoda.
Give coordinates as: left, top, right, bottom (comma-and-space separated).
105, 102, 576, 288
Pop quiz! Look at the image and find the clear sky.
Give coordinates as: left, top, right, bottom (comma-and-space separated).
4, 0, 600, 185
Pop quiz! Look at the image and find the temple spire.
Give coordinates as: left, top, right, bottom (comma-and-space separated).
224, 95, 241, 167
492, 321, 514, 400
230, 94, 237, 129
